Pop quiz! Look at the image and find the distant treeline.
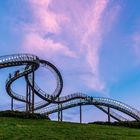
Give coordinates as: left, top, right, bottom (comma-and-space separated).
0, 110, 50, 120
89, 121, 140, 129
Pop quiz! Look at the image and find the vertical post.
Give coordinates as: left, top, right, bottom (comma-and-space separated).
26, 82, 29, 112
58, 97, 60, 121
80, 103, 82, 123
11, 97, 13, 111
108, 106, 110, 122
60, 103, 63, 122
29, 86, 31, 112
32, 71, 35, 113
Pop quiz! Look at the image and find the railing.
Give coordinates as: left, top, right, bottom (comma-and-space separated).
37, 96, 140, 121
93, 97, 139, 116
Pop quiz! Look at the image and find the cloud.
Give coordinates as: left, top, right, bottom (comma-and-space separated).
20, 0, 120, 93
132, 33, 140, 59
79, 0, 108, 91
22, 32, 76, 58
21, 0, 75, 58
28, 0, 68, 34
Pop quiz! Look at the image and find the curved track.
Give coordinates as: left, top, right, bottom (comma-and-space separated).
38, 99, 128, 122
0, 54, 140, 122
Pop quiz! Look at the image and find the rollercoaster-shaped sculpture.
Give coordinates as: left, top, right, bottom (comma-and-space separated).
0, 54, 140, 122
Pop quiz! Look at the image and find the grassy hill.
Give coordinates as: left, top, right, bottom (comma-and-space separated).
0, 117, 140, 140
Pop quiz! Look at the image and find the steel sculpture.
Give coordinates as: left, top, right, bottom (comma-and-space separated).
0, 54, 140, 122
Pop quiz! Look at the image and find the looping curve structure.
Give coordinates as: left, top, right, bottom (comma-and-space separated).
0, 54, 140, 122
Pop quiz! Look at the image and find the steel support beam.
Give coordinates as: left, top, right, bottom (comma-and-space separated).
58, 97, 61, 121
60, 103, 63, 122
29, 86, 31, 112
108, 106, 111, 122
11, 97, 13, 111
32, 71, 35, 113
80, 104, 82, 123
26, 82, 29, 112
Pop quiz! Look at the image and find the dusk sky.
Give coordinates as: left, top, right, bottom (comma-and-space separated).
0, 0, 140, 122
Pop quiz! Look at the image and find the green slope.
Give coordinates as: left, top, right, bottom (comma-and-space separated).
0, 117, 140, 140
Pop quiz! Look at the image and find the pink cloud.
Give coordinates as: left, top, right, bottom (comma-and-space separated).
22, 0, 75, 58
79, 0, 108, 91
21, 0, 120, 93
78, 0, 120, 91
22, 33, 76, 58
28, 0, 68, 34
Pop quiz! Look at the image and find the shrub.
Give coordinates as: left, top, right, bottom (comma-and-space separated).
0, 110, 50, 120
89, 121, 140, 129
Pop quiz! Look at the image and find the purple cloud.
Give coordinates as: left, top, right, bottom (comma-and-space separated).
20, 0, 120, 93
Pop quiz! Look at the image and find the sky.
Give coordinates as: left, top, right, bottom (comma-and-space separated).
0, 0, 140, 123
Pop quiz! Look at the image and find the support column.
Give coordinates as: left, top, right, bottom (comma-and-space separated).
28, 86, 31, 112
108, 106, 110, 122
11, 97, 13, 111
26, 82, 29, 112
32, 71, 35, 113
60, 103, 63, 122
58, 97, 60, 121
80, 103, 82, 123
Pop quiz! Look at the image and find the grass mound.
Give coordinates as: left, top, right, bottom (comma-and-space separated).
0, 110, 50, 120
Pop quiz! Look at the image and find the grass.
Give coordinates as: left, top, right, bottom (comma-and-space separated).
0, 117, 140, 140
